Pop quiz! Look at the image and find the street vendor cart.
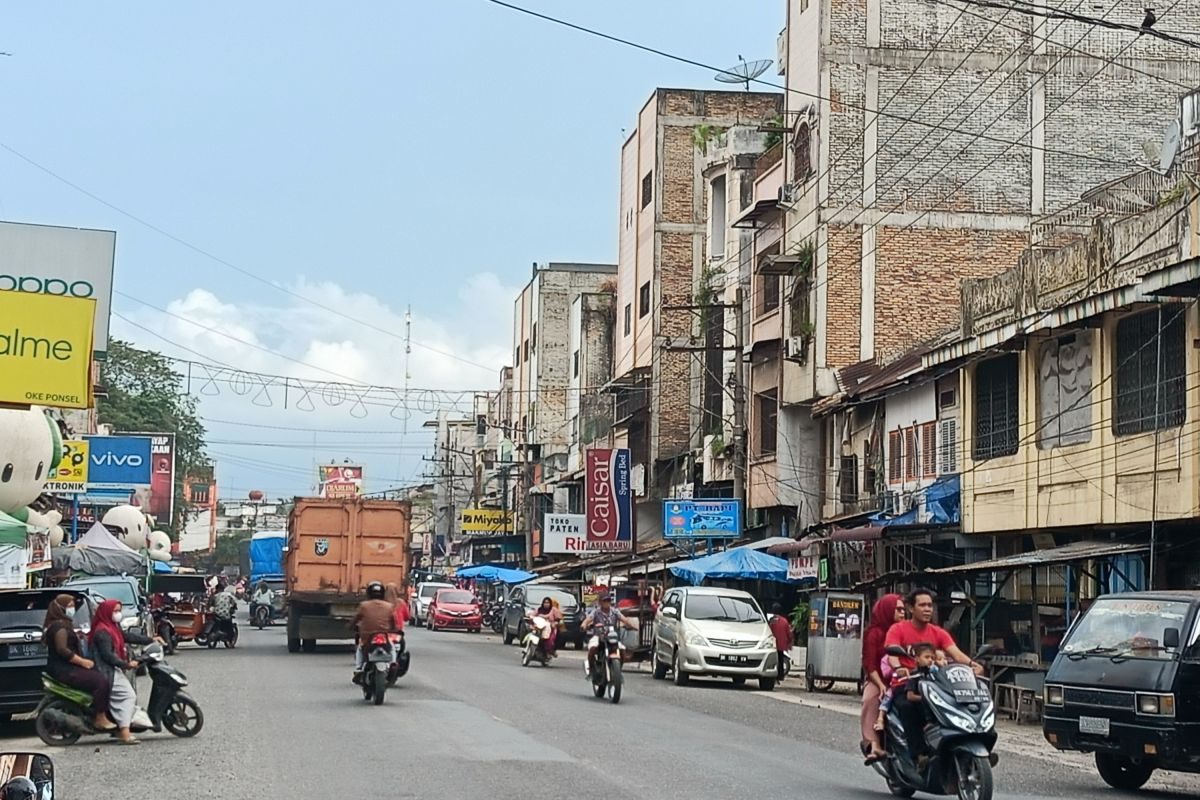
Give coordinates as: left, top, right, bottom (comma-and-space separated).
805, 590, 865, 692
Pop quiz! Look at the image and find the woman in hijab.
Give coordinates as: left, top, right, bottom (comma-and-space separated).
533, 596, 562, 657
88, 598, 154, 744
861, 593, 905, 761
384, 583, 410, 632
42, 594, 115, 731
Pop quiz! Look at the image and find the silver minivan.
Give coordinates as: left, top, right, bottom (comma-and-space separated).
411, 582, 454, 625
651, 586, 779, 691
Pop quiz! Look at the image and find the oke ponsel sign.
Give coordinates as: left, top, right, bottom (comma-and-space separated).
585, 448, 633, 552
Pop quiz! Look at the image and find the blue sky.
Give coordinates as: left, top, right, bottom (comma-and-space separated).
0, 1, 783, 499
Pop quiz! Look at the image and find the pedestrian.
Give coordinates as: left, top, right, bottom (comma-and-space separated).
89, 598, 155, 744
861, 593, 904, 762
42, 594, 115, 732
768, 602, 793, 681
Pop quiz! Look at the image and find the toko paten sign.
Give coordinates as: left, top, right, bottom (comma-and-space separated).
585, 448, 633, 552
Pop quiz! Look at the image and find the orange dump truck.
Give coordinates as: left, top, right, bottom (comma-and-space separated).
285, 497, 412, 653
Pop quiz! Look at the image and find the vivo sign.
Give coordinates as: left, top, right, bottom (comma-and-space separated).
83, 435, 153, 488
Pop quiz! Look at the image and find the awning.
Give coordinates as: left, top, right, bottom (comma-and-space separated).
767, 536, 821, 555
829, 525, 885, 542
925, 541, 1149, 577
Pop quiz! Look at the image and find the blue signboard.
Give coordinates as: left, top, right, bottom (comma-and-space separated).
663, 499, 742, 539
84, 435, 153, 489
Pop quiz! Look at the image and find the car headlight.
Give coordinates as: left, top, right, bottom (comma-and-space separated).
1044, 684, 1064, 706
758, 636, 776, 649
1137, 693, 1175, 716
686, 630, 710, 647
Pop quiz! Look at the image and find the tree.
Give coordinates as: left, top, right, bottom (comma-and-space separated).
97, 340, 209, 538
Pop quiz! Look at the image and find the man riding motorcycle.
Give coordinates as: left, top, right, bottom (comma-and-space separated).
582, 593, 636, 676
351, 581, 396, 681
884, 588, 984, 762
210, 585, 238, 640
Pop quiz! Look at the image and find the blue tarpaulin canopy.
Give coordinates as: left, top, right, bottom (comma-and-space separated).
456, 564, 535, 584
249, 531, 286, 583
152, 560, 173, 573
669, 547, 793, 586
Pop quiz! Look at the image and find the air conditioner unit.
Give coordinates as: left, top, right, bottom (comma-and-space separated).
778, 182, 799, 207
784, 336, 807, 361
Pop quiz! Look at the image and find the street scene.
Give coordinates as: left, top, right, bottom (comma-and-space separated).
3, 1, 1200, 798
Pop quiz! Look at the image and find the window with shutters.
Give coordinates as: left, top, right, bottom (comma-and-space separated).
1038, 332, 1093, 449
839, 454, 858, 505
973, 354, 1019, 460
921, 421, 937, 478
1114, 305, 1187, 436
888, 430, 902, 483
756, 390, 778, 456
863, 440, 877, 499
641, 171, 653, 209
904, 427, 917, 481
938, 418, 959, 474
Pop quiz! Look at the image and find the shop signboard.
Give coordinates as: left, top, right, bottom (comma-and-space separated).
318, 464, 362, 499
46, 439, 89, 494
585, 448, 633, 552
84, 435, 152, 491
0, 220, 117, 355
0, 291, 95, 409
542, 513, 587, 554
147, 433, 175, 522
787, 553, 818, 582
662, 498, 742, 539
826, 595, 864, 639
459, 508, 513, 536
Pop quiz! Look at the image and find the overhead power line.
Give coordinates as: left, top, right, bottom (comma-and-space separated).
951, 0, 1200, 48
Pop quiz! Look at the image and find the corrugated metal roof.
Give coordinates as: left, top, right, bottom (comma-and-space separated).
925, 540, 1148, 576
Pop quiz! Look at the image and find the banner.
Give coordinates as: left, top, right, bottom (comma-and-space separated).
148, 433, 176, 522
318, 464, 362, 499
787, 553, 818, 582
84, 435, 152, 490
46, 439, 89, 494
0, 291, 95, 409
542, 513, 587, 554
459, 508, 513, 535
826, 595, 864, 639
0, 220, 117, 355
662, 499, 742, 539
26, 532, 50, 571
585, 448, 633, 552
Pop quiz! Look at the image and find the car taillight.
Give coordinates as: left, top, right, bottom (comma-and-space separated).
371, 634, 388, 645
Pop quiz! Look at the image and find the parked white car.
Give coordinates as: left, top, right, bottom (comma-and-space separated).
411, 581, 454, 625
651, 586, 778, 691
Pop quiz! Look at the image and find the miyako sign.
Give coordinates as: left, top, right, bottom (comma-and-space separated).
0, 220, 117, 356
0, 290, 95, 409
584, 448, 633, 552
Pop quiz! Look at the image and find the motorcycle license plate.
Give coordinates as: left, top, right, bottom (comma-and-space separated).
717, 654, 749, 665
2, 643, 45, 660
1079, 716, 1110, 736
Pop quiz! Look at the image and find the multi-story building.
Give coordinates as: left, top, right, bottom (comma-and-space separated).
423, 411, 478, 565
743, 0, 1200, 540
612, 87, 783, 537
567, 289, 617, 476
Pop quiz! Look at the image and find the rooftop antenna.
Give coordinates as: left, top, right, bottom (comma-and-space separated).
715, 55, 772, 91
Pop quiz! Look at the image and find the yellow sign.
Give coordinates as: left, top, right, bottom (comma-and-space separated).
459, 508, 514, 534
0, 291, 95, 409
46, 439, 89, 492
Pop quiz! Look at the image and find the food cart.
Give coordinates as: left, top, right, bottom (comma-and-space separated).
805, 590, 865, 692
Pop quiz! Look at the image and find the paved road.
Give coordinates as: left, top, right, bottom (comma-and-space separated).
2, 623, 1195, 799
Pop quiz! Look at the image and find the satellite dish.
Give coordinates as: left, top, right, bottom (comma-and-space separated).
1160, 120, 1181, 173
715, 55, 772, 91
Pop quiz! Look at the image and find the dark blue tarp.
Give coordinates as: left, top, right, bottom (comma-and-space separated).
868, 475, 960, 528
249, 531, 286, 583
669, 547, 793, 585
456, 564, 535, 584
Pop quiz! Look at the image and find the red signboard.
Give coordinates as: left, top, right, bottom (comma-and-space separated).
585, 448, 633, 552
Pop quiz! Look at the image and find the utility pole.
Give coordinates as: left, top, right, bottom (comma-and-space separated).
732, 285, 746, 506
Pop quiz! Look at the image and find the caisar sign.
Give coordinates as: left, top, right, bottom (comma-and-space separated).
0, 290, 95, 409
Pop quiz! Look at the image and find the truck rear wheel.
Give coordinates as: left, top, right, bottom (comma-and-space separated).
302, 638, 317, 653
287, 614, 300, 653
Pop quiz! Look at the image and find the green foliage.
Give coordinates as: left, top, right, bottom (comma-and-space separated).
790, 600, 811, 644
693, 123, 726, 156
97, 340, 209, 539
762, 114, 785, 150
709, 433, 727, 458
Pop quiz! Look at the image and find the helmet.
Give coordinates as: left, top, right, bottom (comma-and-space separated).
2, 776, 37, 800
366, 581, 385, 600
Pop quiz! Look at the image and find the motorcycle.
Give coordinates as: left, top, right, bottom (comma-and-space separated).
484, 599, 506, 634
35, 643, 204, 746
521, 616, 553, 667
150, 606, 178, 654
201, 616, 239, 649
873, 645, 998, 800
586, 625, 625, 704
250, 600, 282, 629
356, 633, 396, 705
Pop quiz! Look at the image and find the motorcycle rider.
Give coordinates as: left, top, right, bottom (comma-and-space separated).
532, 596, 563, 658
582, 593, 636, 676
884, 588, 984, 763
0, 776, 36, 800
351, 581, 396, 681
211, 584, 238, 641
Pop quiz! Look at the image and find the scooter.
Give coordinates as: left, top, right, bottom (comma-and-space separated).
356, 634, 395, 705
521, 616, 553, 667
150, 606, 178, 654
386, 632, 411, 686
250, 601, 282, 629
201, 616, 239, 648
484, 599, 506, 634
34, 643, 204, 746
586, 625, 625, 704
873, 645, 998, 800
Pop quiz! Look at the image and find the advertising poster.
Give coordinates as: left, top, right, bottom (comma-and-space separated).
319, 464, 363, 499
826, 595, 865, 640
147, 433, 176, 522
26, 532, 50, 571
0, 291, 95, 409
663, 499, 742, 539
46, 439, 89, 494
459, 508, 514, 535
84, 435, 152, 491
809, 595, 826, 638
787, 553, 818, 582
542, 513, 587, 554
0, 219, 117, 355
585, 448, 633, 552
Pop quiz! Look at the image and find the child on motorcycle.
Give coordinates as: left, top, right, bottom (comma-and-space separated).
875, 642, 936, 732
